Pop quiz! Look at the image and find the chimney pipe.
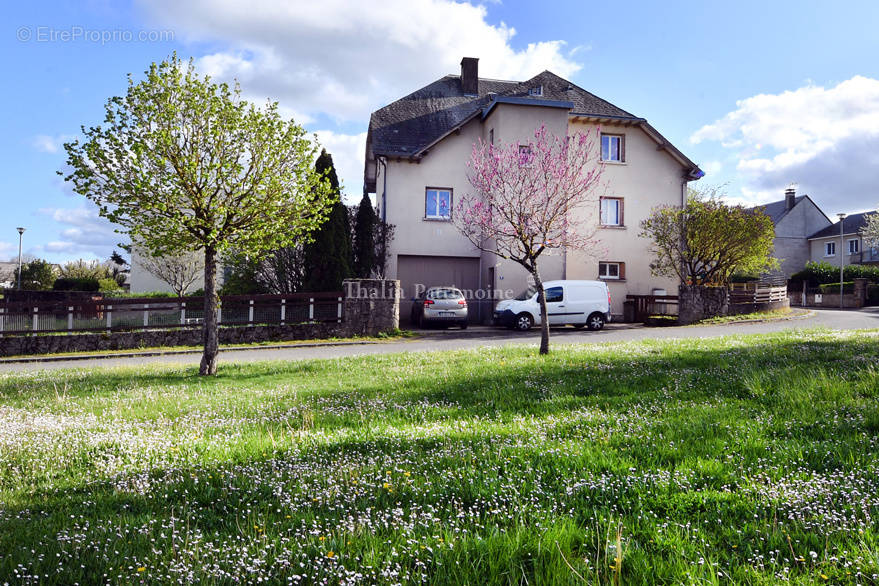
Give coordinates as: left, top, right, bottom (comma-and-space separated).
460, 57, 479, 96
784, 186, 796, 211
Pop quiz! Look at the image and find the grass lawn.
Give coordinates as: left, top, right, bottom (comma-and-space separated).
1, 329, 878, 584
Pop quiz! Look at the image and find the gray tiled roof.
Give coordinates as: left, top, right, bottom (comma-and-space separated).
367, 70, 639, 158
751, 196, 805, 224
808, 211, 876, 239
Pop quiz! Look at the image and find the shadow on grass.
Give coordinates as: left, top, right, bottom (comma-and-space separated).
3, 329, 879, 582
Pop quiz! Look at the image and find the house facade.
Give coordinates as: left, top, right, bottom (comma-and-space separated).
751, 188, 832, 278
808, 211, 879, 267
364, 58, 703, 319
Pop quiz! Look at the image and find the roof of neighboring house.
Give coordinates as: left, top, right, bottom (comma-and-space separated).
365, 69, 701, 185
749, 194, 832, 225
808, 211, 877, 239
751, 195, 805, 224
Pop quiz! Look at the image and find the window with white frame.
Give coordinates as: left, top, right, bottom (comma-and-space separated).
528, 85, 543, 96
599, 261, 624, 280
825, 241, 836, 256
848, 239, 859, 254
425, 188, 452, 220
518, 145, 533, 166
600, 197, 624, 226
601, 134, 624, 162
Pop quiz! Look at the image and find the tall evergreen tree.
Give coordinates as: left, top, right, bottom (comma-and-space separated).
303, 150, 353, 291
353, 192, 377, 277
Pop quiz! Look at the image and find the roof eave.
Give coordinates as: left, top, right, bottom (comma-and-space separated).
637, 120, 703, 180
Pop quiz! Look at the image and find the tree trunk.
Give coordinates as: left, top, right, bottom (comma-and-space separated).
199, 246, 219, 375
531, 268, 550, 355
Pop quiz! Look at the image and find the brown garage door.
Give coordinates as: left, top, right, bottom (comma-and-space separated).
397, 255, 480, 322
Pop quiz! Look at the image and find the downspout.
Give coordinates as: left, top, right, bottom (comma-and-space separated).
379, 156, 388, 223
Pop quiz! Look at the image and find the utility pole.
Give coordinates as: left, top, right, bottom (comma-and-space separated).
837, 213, 846, 309
16, 227, 25, 290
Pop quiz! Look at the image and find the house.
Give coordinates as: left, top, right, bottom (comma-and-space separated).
0, 262, 18, 289
751, 187, 832, 278
363, 57, 703, 319
807, 211, 879, 267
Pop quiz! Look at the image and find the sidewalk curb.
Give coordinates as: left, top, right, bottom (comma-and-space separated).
693, 309, 815, 327
0, 339, 381, 364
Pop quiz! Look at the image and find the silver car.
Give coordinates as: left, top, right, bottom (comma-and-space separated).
410, 287, 468, 329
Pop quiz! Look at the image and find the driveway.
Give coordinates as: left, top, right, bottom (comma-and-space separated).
1, 307, 877, 373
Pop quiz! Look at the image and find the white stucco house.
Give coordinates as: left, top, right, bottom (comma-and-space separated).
363, 57, 703, 319
807, 211, 879, 267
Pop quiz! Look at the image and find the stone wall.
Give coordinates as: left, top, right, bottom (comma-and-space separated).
343, 279, 401, 336
678, 285, 730, 325
791, 278, 869, 309
0, 279, 400, 357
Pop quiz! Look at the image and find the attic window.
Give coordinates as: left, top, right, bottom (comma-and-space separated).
528, 85, 543, 96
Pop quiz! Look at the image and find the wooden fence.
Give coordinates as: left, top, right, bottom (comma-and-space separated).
0, 292, 343, 336
729, 283, 787, 304
627, 282, 788, 323
626, 294, 680, 323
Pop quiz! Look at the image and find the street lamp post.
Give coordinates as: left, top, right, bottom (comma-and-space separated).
16, 227, 25, 290
837, 213, 846, 309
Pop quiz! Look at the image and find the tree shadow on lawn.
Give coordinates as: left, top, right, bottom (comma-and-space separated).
3, 332, 878, 582
2, 332, 878, 419
3, 408, 878, 584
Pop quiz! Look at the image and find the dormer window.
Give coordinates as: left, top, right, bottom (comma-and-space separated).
528, 85, 543, 96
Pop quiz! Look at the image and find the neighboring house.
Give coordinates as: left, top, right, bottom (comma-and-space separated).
364, 57, 703, 318
129, 251, 216, 294
751, 187, 832, 278
807, 211, 879, 267
0, 262, 18, 289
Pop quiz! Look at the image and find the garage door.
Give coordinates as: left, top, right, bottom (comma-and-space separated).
397, 255, 480, 322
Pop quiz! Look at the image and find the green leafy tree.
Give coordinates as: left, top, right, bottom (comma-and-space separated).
59, 259, 111, 281
353, 192, 377, 277
303, 150, 353, 291
109, 250, 127, 267
61, 54, 334, 375
14, 259, 57, 290
220, 252, 266, 295
640, 185, 778, 287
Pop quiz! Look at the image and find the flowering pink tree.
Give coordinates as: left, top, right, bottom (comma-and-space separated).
454, 125, 605, 354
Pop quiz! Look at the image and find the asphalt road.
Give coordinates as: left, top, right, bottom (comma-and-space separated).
1, 307, 877, 373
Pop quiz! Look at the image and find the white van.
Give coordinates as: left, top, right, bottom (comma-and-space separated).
493, 280, 611, 331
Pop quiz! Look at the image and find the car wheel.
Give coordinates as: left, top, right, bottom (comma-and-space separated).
587, 313, 605, 331
515, 313, 533, 331
460, 321, 468, 329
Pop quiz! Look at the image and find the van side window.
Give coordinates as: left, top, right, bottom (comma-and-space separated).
544, 286, 564, 303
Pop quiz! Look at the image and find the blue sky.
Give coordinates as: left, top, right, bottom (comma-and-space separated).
3, 0, 879, 263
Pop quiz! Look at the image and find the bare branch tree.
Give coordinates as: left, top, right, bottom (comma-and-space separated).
133, 246, 204, 298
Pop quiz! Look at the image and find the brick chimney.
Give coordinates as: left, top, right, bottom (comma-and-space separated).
785, 186, 796, 211
460, 57, 479, 96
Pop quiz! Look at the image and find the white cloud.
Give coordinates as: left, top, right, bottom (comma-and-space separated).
31, 134, 74, 154
314, 130, 368, 202
139, 0, 582, 124
35, 206, 123, 259
0, 241, 14, 260
700, 160, 723, 177
691, 76, 879, 211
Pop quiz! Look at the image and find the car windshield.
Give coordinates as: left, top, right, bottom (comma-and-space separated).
429, 288, 463, 300
514, 286, 537, 301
